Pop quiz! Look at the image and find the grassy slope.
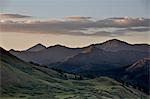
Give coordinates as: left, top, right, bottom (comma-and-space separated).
0, 48, 149, 99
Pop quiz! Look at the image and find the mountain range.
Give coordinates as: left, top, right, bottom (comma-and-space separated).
9, 39, 150, 94
1, 47, 149, 99
10, 39, 149, 65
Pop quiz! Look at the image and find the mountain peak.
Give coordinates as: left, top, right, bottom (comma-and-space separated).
47, 44, 70, 49
53, 44, 65, 48
36, 43, 44, 46
26, 43, 46, 52
102, 39, 128, 45
95, 39, 131, 52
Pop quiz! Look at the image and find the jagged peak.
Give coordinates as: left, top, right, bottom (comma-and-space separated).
26, 43, 46, 52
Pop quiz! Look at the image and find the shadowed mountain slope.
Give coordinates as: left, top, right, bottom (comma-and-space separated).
122, 58, 150, 94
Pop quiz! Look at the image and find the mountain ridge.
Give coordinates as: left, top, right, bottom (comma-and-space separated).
9, 39, 150, 52
9, 39, 150, 65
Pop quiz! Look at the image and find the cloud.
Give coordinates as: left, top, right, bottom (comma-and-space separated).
0, 13, 31, 19
99, 17, 149, 28
65, 16, 92, 21
125, 27, 150, 32
0, 15, 149, 37
69, 31, 113, 37
113, 27, 150, 34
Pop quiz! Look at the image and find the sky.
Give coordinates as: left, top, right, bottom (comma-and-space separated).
0, 0, 150, 50
0, 0, 149, 19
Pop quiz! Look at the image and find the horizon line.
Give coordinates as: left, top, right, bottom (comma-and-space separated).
4, 39, 149, 51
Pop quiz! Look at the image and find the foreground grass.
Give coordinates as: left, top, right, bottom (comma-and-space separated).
1, 77, 149, 99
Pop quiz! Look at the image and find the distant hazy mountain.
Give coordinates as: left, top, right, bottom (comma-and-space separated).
1, 47, 147, 99
94, 39, 149, 52
9, 39, 150, 66
10, 45, 83, 65
26, 43, 47, 52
